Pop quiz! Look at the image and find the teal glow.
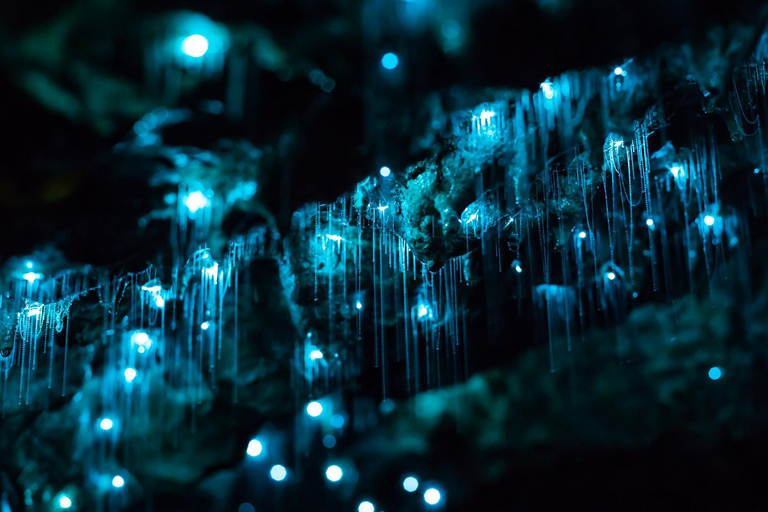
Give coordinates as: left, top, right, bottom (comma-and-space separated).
325, 465, 343, 482
330, 414, 345, 428
704, 215, 715, 226
310, 350, 323, 360
403, 476, 419, 492
247, 439, 263, 457
124, 367, 137, 383
112, 476, 124, 488
358, 501, 375, 512
709, 366, 722, 380
58, 495, 72, 509
270, 465, 287, 481
381, 53, 399, 70
424, 488, 441, 505
99, 418, 114, 430
306, 401, 323, 417
380, 166, 391, 177
181, 34, 209, 58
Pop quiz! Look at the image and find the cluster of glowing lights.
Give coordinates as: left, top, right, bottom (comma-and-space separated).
270, 465, 287, 481
325, 465, 343, 482
380, 166, 391, 177
131, 331, 152, 353
112, 476, 125, 488
381, 52, 399, 70
306, 401, 323, 417
181, 34, 209, 58
246, 439, 263, 457
124, 367, 137, 383
403, 476, 419, 492
185, 190, 210, 214
23, 272, 41, 284
614, 66, 627, 77
709, 366, 722, 380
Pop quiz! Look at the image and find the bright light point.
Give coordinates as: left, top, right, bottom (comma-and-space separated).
201, 322, 210, 330
99, 418, 114, 430
380, 166, 391, 177
540, 81, 554, 100
323, 434, 337, 448
325, 465, 343, 482
59, 496, 72, 509
646, 219, 654, 227
185, 191, 209, 213
330, 414, 345, 428
381, 52, 399, 70
112, 476, 125, 488
23, 272, 38, 284
578, 231, 587, 239
358, 501, 375, 512
515, 265, 523, 273
137, 346, 146, 354
132, 331, 152, 350
306, 401, 323, 417
154, 295, 165, 308
670, 165, 683, 178
606, 272, 616, 281
310, 350, 323, 360
246, 439, 263, 457
377, 205, 389, 212
709, 366, 722, 380
614, 67, 623, 76
181, 34, 209, 58
270, 465, 287, 481
418, 305, 429, 318
25, 260, 33, 269
356, 301, 363, 310
124, 367, 137, 383
326, 234, 343, 242
403, 476, 419, 492
424, 488, 441, 505
704, 215, 715, 226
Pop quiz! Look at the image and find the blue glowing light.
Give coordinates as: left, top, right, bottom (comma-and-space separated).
709, 366, 722, 380
124, 367, 137, 383
306, 401, 323, 417
132, 331, 152, 352
540, 81, 555, 100
358, 501, 375, 512
181, 34, 209, 58
99, 418, 114, 431
606, 272, 617, 281
646, 219, 654, 227
403, 476, 419, 492
704, 215, 715, 227
381, 53, 399, 70
112, 476, 124, 488
323, 434, 336, 448
330, 414, 345, 429
270, 465, 287, 481
325, 465, 343, 482
614, 67, 624, 76
247, 439, 263, 457
670, 165, 684, 179
185, 190, 209, 213
380, 166, 391, 177
515, 264, 523, 273
356, 301, 363, 310
58, 495, 72, 509
424, 488, 441, 506
25, 260, 34, 269
23, 272, 39, 284
201, 322, 210, 330
310, 350, 323, 360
